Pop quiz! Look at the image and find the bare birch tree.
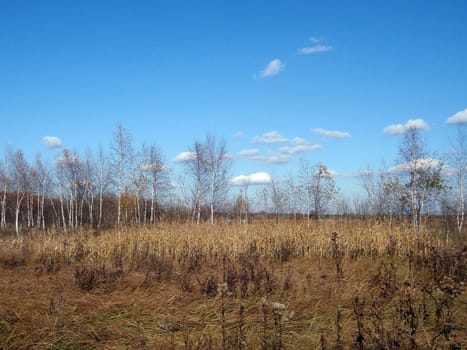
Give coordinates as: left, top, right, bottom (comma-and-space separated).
398, 127, 444, 232
204, 134, 231, 224
187, 142, 207, 224
300, 161, 338, 221
270, 178, 288, 224
34, 154, 52, 230
11, 150, 29, 237
447, 125, 467, 233
110, 123, 134, 225
0, 148, 10, 230
298, 159, 313, 221
96, 145, 110, 228
359, 166, 378, 216
141, 143, 171, 225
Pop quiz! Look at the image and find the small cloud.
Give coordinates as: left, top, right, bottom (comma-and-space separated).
279, 144, 322, 155
233, 131, 245, 138
237, 149, 261, 157
255, 59, 285, 79
252, 131, 288, 144
383, 119, 429, 135
224, 153, 235, 160
173, 151, 195, 163
446, 108, 467, 125
312, 128, 351, 139
309, 36, 320, 43
230, 172, 272, 186
388, 158, 443, 173
299, 44, 333, 54
42, 136, 62, 149
291, 137, 308, 145
252, 152, 292, 164
333, 170, 371, 177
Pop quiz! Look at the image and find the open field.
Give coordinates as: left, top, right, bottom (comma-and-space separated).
1, 220, 466, 349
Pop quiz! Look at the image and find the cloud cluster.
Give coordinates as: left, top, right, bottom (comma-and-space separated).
254, 36, 333, 79
299, 37, 333, 54
383, 119, 428, 135
250, 152, 292, 164
42, 136, 62, 149
251, 131, 288, 144
230, 172, 272, 186
279, 144, 322, 154
236, 131, 323, 165
388, 158, 443, 173
446, 108, 467, 125
237, 149, 260, 157
312, 128, 351, 139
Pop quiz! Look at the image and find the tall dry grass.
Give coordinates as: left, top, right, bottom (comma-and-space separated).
0, 219, 439, 266
0, 219, 465, 349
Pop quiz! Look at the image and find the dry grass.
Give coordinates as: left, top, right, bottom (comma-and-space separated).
0, 220, 466, 349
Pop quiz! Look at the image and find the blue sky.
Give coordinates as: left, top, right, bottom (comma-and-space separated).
1, 0, 466, 197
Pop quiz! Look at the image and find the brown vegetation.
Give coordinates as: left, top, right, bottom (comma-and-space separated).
0, 220, 465, 349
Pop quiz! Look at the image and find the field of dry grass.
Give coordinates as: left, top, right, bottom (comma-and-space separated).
0, 220, 465, 349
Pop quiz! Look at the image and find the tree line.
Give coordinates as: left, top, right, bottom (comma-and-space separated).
0, 122, 465, 236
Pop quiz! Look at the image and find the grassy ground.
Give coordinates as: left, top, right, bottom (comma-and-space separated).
0, 221, 466, 349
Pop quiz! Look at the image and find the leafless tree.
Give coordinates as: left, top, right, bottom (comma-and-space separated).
312, 163, 338, 220
82, 149, 97, 227
205, 135, 231, 224
447, 125, 467, 233
141, 143, 171, 225
34, 154, 52, 230
185, 141, 208, 224
56, 149, 84, 229
398, 127, 444, 232
359, 166, 379, 216
300, 162, 338, 221
110, 123, 134, 225
96, 145, 110, 228
298, 159, 313, 221
0, 147, 11, 230
11, 150, 29, 237
55, 154, 67, 231
270, 177, 288, 224
242, 180, 250, 224
127, 149, 146, 224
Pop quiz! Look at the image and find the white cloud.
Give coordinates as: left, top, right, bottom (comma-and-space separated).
299, 44, 333, 54
383, 119, 429, 135
42, 136, 62, 148
279, 144, 323, 155
291, 137, 308, 145
446, 108, 467, 125
230, 172, 272, 186
312, 128, 351, 139
251, 131, 288, 144
256, 59, 285, 79
251, 153, 292, 164
333, 170, 371, 177
173, 151, 195, 163
224, 153, 235, 160
237, 149, 260, 157
309, 37, 320, 43
388, 158, 443, 173
234, 131, 245, 138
